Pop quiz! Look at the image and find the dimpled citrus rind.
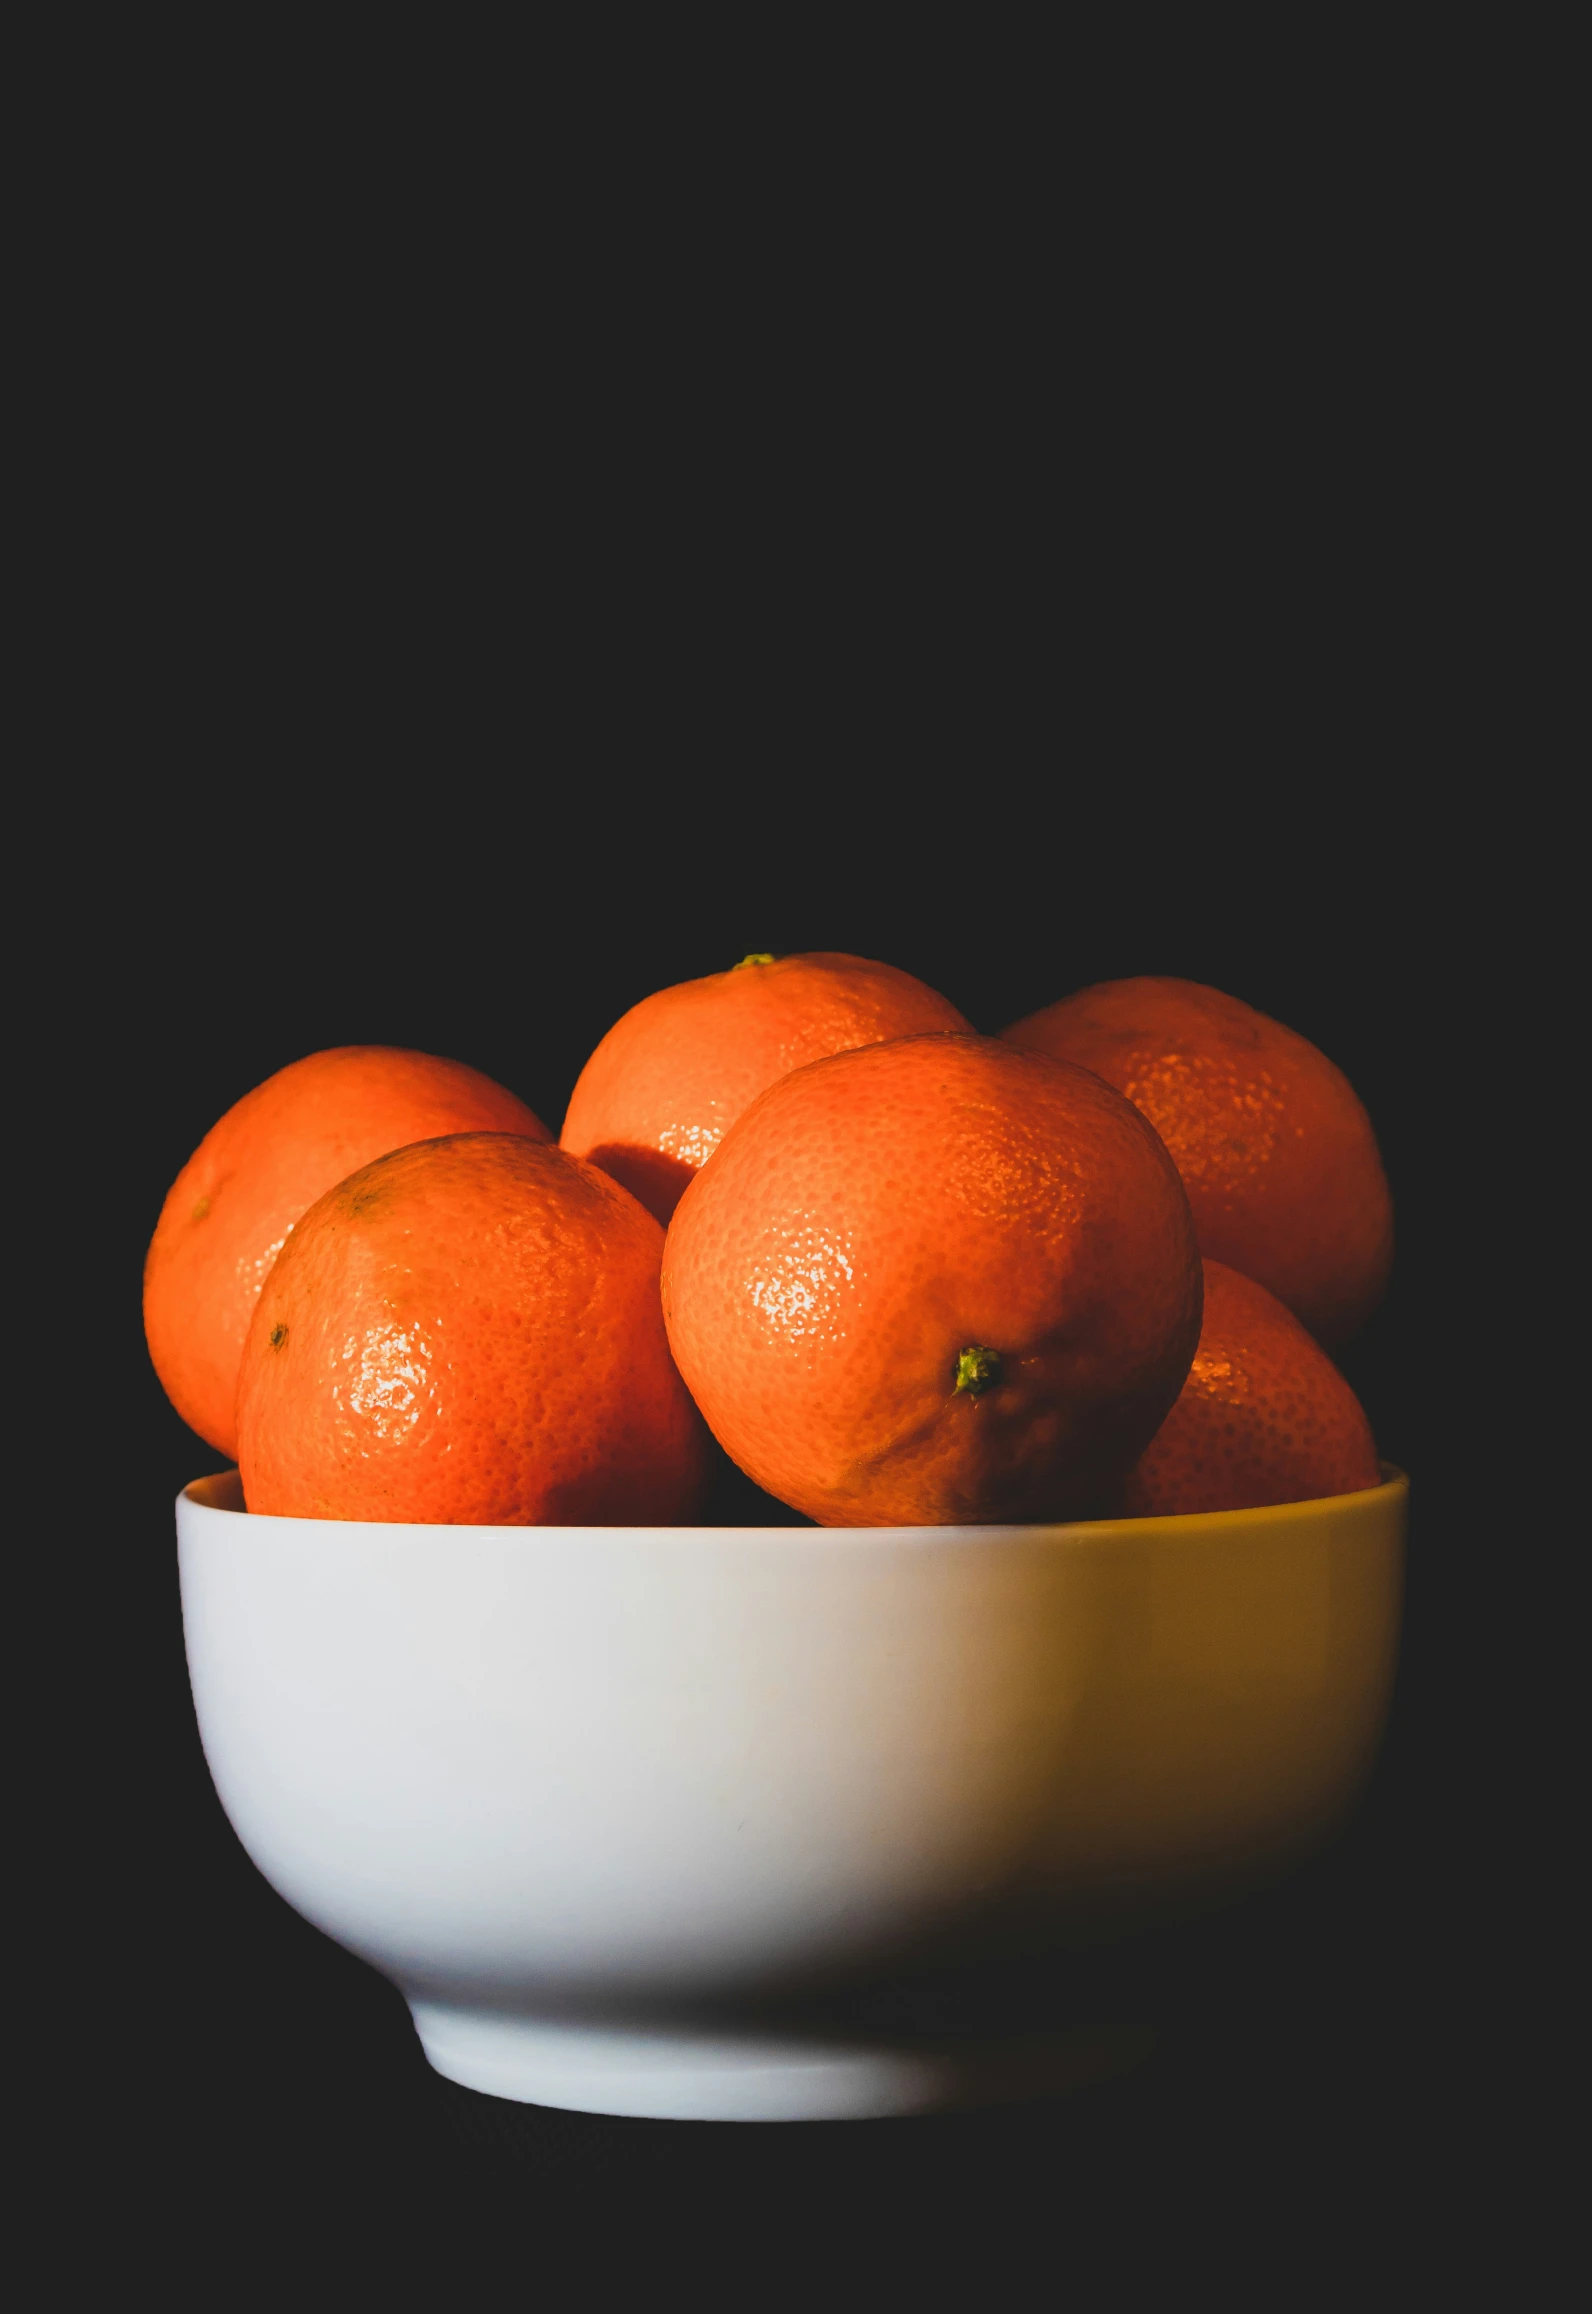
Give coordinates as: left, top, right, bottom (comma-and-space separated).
237, 1132, 706, 1525
562, 951, 971, 1223
1002, 977, 1392, 1347
1124, 1259, 1382, 1516
662, 1033, 1202, 1527
145, 1046, 550, 1456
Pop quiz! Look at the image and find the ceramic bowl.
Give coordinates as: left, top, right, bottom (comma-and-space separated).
178, 1468, 1405, 2121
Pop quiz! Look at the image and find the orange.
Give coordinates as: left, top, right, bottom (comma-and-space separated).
1002, 977, 1392, 1347
661, 1033, 1202, 1526
144, 1046, 549, 1458
236, 1133, 707, 1524
1124, 1259, 1381, 1516
561, 951, 970, 1223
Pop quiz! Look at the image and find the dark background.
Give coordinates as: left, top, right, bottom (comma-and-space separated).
29, 58, 1553, 2284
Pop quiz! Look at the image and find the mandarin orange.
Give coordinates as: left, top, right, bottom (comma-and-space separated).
1124, 1259, 1382, 1516
144, 1046, 549, 1457
661, 1033, 1202, 1527
237, 1133, 706, 1524
1002, 977, 1392, 1347
561, 951, 970, 1223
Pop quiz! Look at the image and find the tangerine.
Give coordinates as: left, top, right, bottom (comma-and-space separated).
1124, 1259, 1382, 1516
661, 1033, 1202, 1526
1002, 976, 1392, 1346
561, 951, 970, 1223
236, 1133, 706, 1524
144, 1046, 549, 1458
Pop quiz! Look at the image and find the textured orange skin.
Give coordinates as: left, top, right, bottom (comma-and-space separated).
661, 1034, 1202, 1527
561, 952, 970, 1224
144, 1047, 549, 1458
1002, 978, 1392, 1348
237, 1134, 708, 1524
1124, 1260, 1381, 1516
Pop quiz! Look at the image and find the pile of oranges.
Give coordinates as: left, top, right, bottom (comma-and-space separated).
145, 956, 1390, 1529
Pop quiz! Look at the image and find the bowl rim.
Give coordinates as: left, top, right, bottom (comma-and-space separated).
179, 1464, 1407, 1547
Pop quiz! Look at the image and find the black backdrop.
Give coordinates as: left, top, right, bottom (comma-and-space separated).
67, 788, 1513, 2288
30, 83, 1541, 2272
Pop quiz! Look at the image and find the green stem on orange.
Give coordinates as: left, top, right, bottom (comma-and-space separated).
954, 1345, 1003, 1397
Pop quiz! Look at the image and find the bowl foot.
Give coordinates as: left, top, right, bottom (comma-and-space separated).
409, 2001, 1151, 2122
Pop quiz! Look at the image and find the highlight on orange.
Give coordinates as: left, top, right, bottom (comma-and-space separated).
662, 1032, 1202, 1527
1002, 976, 1392, 1348
1124, 1259, 1382, 1516
144, 1046, 549, 1458
237, 1134, 707, 1525
561, 951, 970, 1224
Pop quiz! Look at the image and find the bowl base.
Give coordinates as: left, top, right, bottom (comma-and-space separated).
409, 2001, 1152, 2122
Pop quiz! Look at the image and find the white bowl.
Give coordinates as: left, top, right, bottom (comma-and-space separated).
178, 1469, 1405, 2121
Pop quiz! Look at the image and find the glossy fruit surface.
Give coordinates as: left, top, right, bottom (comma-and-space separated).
1002, 977, 1391, 1346
561, 951, 970, 1223
145, 1047, 549, 1457
1124, 1260, 1382, 1516
237, 1134, 706, 1524
662, 1033, 1202, 1527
